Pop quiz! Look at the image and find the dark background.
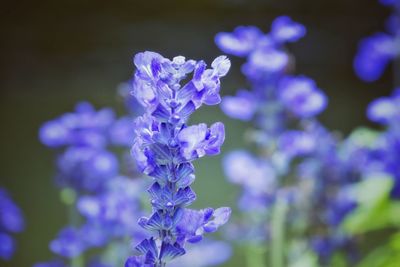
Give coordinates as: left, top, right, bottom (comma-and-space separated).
0, 0, 394, 266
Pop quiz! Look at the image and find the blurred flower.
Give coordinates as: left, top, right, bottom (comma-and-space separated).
220, 89, 257, 121
0, 188, 24, 260
169, 240, 232, 267
278, 76, 327, 118
39, 102, 115, 148
354, 33, 398, 82
50, 227, 85, 258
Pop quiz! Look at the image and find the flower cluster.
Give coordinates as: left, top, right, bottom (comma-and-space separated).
365, 88, 400, 198
216, 16, 365, 266
353, 0, 400, 82
0, 188, 24, 261
36, 101, 149, 267
127, 51, 231, 266
39, 102, 123, 192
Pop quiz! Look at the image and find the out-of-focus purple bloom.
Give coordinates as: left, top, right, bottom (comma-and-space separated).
223, 150, 276, 195
278, 76, 327, 118
56, 147, 119, 192
221, 90, 257, 121
325, 187, 357, 226
312, 235, 357, 264
0, 189, 25, 233
77, 177, 146, 240
110, 117, 134, 146
50, 227, 86, 258
242, 48, 289, 77
311, 236, 336, 262
0, 233, 15, 260
39, 102, 115, 148
215, 26, 264, 57
354, 33, 398, 82
270, 16, 306, 43
380, 0, 400, 6
278, 130, 316, 158
0, 188, 24, 260
216, 16, 305, 83
117, 81, 143, 115
169, 240, 232, 267
367, 89, 400, 124
385, 14, 400, 35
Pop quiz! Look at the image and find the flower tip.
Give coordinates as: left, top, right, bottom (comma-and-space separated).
212, 55, 231, 76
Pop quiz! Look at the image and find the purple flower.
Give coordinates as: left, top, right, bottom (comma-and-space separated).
109, 117, 135, 146
354, 33, 398, 82
56, 147, 119, 192
0, 233, 15, 260
221, 89, 257, 121
39, 102, 115, 148
176, 208, 231, 244
0, 188, 25, 233
242, 48, 289, 78
0, 188, 24, 261
278, 130, 316, 158
178, 122, 225, 160
367, 89, 400, 124
325, 187, 357, 226
169, 240, 232, 267
130, 51, 231, 265
77, 177, 145, 239
215, 26, 264, 57
133, 52, 230, 113
380, 0, 400, 6
278, 76, 327, 118
223, 150, 276, 195
50, 227, 86, 258
270, 16, 306, 43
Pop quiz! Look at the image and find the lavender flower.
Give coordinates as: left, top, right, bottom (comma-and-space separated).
37, 99, 148, 267
354, 33, 398, 82
169, 240, 232, 267
0, 188, 24, 260
127, 51, 231, 266
354, 0, 400, 82
278, 76, 327, 118
216, 16, 366, 266
39, 102, 121, 192
366, 89, 400, 198
367, 88, 400, 124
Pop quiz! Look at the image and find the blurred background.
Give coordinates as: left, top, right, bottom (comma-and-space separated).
0, 0, 394, 266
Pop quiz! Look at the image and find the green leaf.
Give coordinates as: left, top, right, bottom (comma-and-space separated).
289, 251, 317, 267
347, 127, 380, 148
343, 174, 394, 234
357, 232, 400, 267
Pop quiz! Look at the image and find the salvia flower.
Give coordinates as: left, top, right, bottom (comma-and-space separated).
127, 51, 231, 266
354, 0, 400, 82
216, 16, 366, 266
278, 76, 327, 118
0, 188, 24, 260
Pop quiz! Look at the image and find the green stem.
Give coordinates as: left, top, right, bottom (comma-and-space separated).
270, 197, 288, 267
246, 244, 266, 267
71, 256, 84, 267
